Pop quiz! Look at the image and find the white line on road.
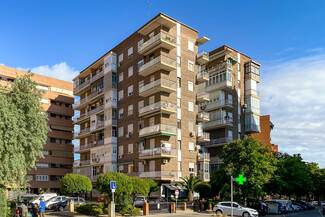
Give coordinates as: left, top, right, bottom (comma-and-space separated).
319, 209, 324, 217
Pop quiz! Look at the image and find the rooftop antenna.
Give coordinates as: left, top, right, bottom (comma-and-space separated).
147, 0, 150, 20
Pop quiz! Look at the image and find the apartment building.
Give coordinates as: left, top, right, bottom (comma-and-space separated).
251, 115, 278, 152
196, 46, 261, 174
72, 13, 261, 196
0, 65, 74, 193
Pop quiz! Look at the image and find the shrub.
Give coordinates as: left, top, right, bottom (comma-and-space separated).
119, 205, 141, 216
76, 203, 103, 217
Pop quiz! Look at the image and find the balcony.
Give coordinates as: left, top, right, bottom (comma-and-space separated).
73, 71, 104, 95
138, 13, 177, 35
200, 99, 233, 112
73, 79, 90, 94
139, 124, 176, 138
91, 70, 104, 83
139, 32, 176, 54
79, 160, 90, 166
139, 101, 177, 117
73, 105, 104, 124
199, 172, 210, 182
197, 112, 209, 122
197, 132, 210, 142
139, 55, 176, 77
197, 51, 209, 65
75, 140, 105, 153
203, 118, 233, 130
137, 171, 178, 180
246, 106, 260, 114
245, 89, 260, 98
198, 137, 233, 148
139, 147, 177, 160
206, 80, 232, 92
245, 72, 260, 82
73, 89, 104, 108
197, 71, 209, 83
197, 92, 209, 102
93, 121, 104, 130
245, 123, 260, 133
210, 156, 223, 164
202, 61, 233, 74
139, 78, 176, 97
198, 153, 210, 161
74, 127, 90, 138
73, 166, 91, 177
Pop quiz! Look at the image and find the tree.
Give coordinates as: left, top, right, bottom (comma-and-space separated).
144, 179, 159, 198
0, 72, 49, 188
0, 73, 49, 212
96, 172, 133, 211
60, 174, 92, 203
221, 137, 277, 204
130, 177, 149, 206
180, 175, 210, 202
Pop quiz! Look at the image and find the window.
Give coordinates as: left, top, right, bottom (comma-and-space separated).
149, 160, 155, 171
118, 146, 124, 158
118, 127, 124, 137
138, 80, 144, 90
118, 90, 124, 101
228, 130, 233, 140
177, 120, 181, 129
177, 78, 181, 88
149, 117, 155, 126
128, 143, 133, 154
128, 66, 133, 77
138, 162, 144, 172
189, 163, 195, 173
128, 47, 133, 58
138, 60, 144, 71
118, 109, 124, 119
138, 100, 144, 112
149, 96, 155, 104
188, 61, 194, 72
118, 165, 123, 172
119, 53, 123, 63
128, 124, 133, 134
128, 104, 133, 115
41, 98, 49, 104
36, 175, 49, 182
118, 72, 123, 82
188, 122, 194, 132
36, 85, 48, 91
36, 163, 49, 168
112, 126, 117, 137
188, 81, 194, 92
42, 151, 50, 156
128, 85, 133, 96
188, 102, 194, 112
188, 41, 194, 52
189, 142, 194, 152
138, 120, 144, 130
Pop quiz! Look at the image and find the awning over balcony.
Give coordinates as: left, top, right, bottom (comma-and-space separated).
90, 129, 104, 135
163, 184, 187, 190
228, 57, 238, 63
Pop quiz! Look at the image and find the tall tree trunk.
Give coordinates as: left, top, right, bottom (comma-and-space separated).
188, 191, 193, 202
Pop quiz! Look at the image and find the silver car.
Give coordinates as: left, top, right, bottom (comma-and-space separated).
213, 202, 259, 217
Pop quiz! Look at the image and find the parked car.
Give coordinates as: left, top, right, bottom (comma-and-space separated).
45, 196, 68, 210
55, 197, 86, 211
31, 193, 57, 205
17, 194, 38, 204
322, 204, 325, 214
247, 201, 268, 216
264, 200, 286, 214
297, 201, 315, 210
291, 204, 302, 212
213, 202, 259, 217
275, 200, 293, 213
134, 196, 147, 208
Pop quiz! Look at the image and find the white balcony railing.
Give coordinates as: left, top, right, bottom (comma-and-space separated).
198, 153, 210, 160
246, 106, 260, 114
139, 101, 177, 115
80, 160, 90, 166
79, 140, 104, 151
201, 98, 233, 111
139, 124, 176, 137
139, 78, 176, 94
73, 70, 105, 93
198, 137, 233, 147
197, 51, 209, 59
91, 70, 104, 82
245, 72, 260, 81
139, 32, 176, 52
245, 89, 260, 97
198, 132, 210, 140
198, 112, 209, 119
201, 61, 232, 74
203, 117, 233, 129
197, 71, 209, 81
197, 91, 209, 99
139, 147, 176, 157
138, 171, 178, 179
139, 55, 176, 73
73, 89, 104, 108
74, 127, 90, 137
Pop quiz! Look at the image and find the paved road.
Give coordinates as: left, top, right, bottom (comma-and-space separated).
45, 208, 323, 217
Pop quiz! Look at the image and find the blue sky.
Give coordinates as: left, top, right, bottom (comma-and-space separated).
1, 0, 325, 167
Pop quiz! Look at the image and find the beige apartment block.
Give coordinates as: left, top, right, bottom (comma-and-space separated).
72, 13, 261, 198
0, 65, 74, 193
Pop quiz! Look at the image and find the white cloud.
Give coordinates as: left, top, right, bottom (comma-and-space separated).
261, 54, 325, 168
19, 62, 79, 82
0, 63, 4, 66
306, 47, 324, 53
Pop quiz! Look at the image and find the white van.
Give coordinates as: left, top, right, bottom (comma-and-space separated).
31, 193, 57, 205
275, 200, 293, 213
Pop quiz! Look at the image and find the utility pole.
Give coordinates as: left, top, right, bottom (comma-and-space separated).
231, 174, 246, 217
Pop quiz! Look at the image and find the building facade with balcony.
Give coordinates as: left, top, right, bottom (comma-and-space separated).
0, 65, 74, 193
197, 45, 261, 174
72, 13, 261, 197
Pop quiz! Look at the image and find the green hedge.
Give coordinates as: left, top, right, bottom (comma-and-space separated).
119, 205, 141, 216
75, 203, 104, 217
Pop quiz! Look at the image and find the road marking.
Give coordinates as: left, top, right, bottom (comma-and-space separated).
319, 209, 324, 217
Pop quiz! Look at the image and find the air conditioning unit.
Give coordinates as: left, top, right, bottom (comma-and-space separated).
117, 62, 121, 67
162, 159, 169, 164
96, 158, 100, 163
200, 105, 206, 110
92, 158, 96, 162
118, 155, 124, 159
190, 132, 195, 137
125, 134, 129, 139
142, 160, 147, 165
